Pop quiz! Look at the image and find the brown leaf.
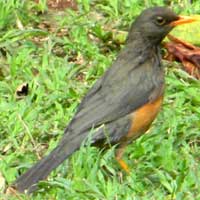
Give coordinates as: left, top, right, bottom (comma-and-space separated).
5, 186, 24, 200
163, 34, 200, 79
35, 0, 77, 10
182, 60, 200, 79
15, 83, 29, 99
0, 172, 5, 193
31, 67, 40, 76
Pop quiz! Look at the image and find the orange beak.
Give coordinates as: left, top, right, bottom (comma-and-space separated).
170, 15, 198, 26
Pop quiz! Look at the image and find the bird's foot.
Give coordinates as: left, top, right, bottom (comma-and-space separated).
116, 158, 130, 174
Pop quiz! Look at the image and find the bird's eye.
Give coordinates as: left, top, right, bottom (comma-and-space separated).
156, 16, 166, 25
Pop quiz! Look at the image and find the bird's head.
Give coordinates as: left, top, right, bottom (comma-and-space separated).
128, 7, 197, 45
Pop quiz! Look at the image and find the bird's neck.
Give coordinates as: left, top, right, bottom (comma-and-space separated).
127, 30, 161, 49
126, 30, 162, 61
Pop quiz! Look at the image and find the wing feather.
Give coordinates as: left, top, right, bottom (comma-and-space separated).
65, 43, 162, 137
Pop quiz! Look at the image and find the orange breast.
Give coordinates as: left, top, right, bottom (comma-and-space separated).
126, 95, 163, 140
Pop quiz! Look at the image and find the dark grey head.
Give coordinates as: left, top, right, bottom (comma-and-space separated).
127, 7, 179, 45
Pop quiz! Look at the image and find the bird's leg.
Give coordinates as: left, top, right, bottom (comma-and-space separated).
115, 144, 130, 173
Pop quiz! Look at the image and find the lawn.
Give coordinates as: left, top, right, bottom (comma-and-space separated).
0, 0, 200, 199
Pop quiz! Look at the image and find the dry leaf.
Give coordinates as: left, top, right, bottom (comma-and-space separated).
0, 171, 5, 193
31, 67, 40, 76
35, 0, 77, 10
15, 83, 29, 99
163, 34, 200, 79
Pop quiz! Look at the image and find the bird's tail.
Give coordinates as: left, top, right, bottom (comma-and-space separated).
14, 133, 86, 193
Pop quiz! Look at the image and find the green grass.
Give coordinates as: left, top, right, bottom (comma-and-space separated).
1, 0, 200, 199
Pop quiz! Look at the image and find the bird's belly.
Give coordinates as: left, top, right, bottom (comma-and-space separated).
126, 95, 163, 140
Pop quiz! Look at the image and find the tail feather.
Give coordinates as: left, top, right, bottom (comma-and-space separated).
14, 133, 87, 193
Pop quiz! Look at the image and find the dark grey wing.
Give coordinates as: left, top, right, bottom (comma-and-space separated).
65, 43, 163, 136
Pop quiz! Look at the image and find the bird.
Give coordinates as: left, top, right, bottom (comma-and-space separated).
13, 6, 197, 193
